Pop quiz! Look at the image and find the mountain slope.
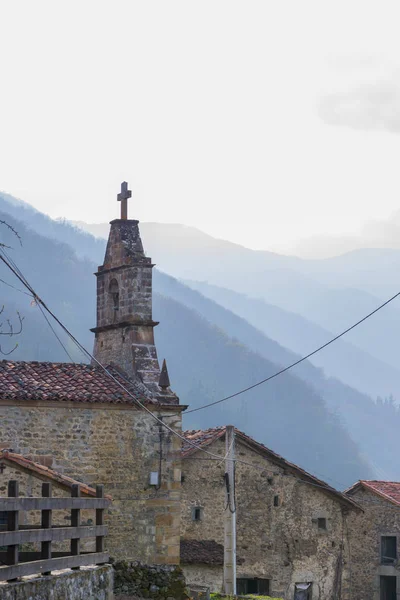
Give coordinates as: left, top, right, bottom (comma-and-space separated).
155, 272, 400, 481
71, 217, 400, 375
0, 209, 371, 486
182, 279, 400, 401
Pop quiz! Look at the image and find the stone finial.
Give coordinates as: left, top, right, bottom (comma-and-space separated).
159, 359, 171, 390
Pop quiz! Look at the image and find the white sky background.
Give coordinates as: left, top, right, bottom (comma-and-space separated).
1, 0, 400, 253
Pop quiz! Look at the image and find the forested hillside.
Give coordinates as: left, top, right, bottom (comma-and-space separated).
0, 198, 374, 486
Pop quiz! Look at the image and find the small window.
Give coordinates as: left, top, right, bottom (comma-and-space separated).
318, 518, 327, 530
381, 536, 397, 564
237, 578, 270, 596
192, 507, 202, 521
0, 512, 7, 526
109, 279, 120, 311
274, 495, 280, 507
380, 575, 396, 600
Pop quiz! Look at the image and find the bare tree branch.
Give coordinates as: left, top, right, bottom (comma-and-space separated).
0, 220, 22, 246
0, 221, 24, 354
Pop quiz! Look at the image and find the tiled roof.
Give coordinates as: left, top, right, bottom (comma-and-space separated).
182, 426, 361, 511
0, 450, 112, 499
346, 480, 400, 507
180, 539, 224, 565
0, 360, 159, 405
180, 539, 244, 566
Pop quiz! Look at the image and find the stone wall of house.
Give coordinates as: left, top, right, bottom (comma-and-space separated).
0, 401, 182, 564
113, 560, 187, 599
346, 486, 400, 600
0, 565, 113, 600
181, 565, 223, 593
181, 437, 354, 599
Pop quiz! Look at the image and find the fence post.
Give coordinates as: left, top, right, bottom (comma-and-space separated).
95, 484, 105, 561
71, 484, 80, 570
7, 480, 19, 582
41, 482, 52, 576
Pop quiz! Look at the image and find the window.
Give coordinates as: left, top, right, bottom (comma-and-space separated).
381, 536, 397, 564
236, 578, 270, 596
273, 495, 280, 507
380, 576, 397, 600
109, 279, 119, 311
294, 582, 312, 600
192, 507, 202, 521
317, 518, 327, 531
0, 512, 7, 526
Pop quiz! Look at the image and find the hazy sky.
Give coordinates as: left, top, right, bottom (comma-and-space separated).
2, 0, 400, 253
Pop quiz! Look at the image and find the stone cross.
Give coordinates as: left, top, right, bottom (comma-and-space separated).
117, 181, 132, 220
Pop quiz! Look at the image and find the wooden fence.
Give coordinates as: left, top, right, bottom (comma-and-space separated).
0, 480, 111, 581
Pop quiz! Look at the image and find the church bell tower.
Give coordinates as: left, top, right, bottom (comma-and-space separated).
91, 182, 177, 403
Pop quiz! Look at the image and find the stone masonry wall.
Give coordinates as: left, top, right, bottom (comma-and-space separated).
346, 486, 400, 600
113, 560, 187, 599
0, 565, 113, 600
181, 565, 223, 593
0, 401, 182, 564
181, 437, 354, 599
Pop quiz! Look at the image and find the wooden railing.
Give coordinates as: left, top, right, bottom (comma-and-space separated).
0, 480, 111, 581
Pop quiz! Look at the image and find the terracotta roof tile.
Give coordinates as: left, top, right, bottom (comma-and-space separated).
0, 450, 112, 499
180, 539, 244, 566
0, 360, 158, 405
180, 539, 224, 565
346, 480, 400, 507
182, 426, 361, 511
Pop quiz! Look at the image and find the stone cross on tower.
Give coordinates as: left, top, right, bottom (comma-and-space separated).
117, 181, 132, 220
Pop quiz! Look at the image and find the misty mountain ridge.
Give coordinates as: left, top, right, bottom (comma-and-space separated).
71, 215, 400, 375
2, 191, 400, 484
0, 204, 372, 486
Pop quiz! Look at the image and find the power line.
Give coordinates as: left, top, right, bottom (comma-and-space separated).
36, 303, 75, 363
0, 247, 397, 500
186, 290, 400, 414
0, 249, 245, 465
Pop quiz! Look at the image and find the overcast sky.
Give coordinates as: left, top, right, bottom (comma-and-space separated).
1, 0, 400, 253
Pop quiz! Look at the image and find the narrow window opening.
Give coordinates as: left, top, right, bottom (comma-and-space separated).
237, 578, 270, 596
0, 512, 7, 526
380, 575, 396, 600
318, 517, 327, 530
274, 495, 279, 507
381, 536, 397, 564
109, 279, 120, 311
192, 507, 202, 521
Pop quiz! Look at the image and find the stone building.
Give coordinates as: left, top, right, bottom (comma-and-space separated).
345, 480, 400, 600
180, 426, 361, 599
0, 183, 183, 564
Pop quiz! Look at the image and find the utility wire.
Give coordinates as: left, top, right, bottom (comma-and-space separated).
0, 247, 395, 500
36, 302, 75, 363
186, 290, 400, 414
0, 250, 245, 464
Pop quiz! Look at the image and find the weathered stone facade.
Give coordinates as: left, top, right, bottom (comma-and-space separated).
91, 217, 176, 403
0, 565, 113, 600
0, 200, 183, 564
181, 429, 360, 598
0, 402, 182, 563
113, 560, 187, 599
345, 483, 400, 600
